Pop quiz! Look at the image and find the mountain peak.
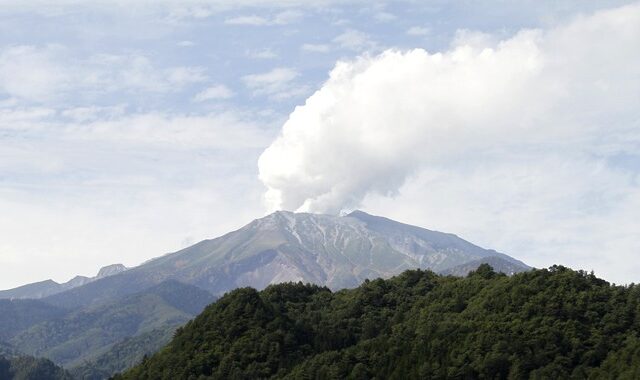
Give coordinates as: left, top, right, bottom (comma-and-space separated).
262, 210, 371, 224
97, 264, 128, 278
66, 276, 91, 288
272, 210, 294, 215
345, 209, 370, 217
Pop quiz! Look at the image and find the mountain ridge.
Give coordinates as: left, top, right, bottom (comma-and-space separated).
0, 264, 128, 300
42, 210, 530, 310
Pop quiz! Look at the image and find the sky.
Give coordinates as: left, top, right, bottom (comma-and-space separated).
0, 0, 638, 289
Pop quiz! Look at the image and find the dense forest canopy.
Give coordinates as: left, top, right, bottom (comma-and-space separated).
116, 265, 640, 379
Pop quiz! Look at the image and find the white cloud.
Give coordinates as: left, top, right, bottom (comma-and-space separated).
99, 117, 264, 150
0, 47, 208, 102
70, 112, 269, 149
61, 105, 126, 122
374, 11, 396, 22
258, 4, 640, 282
165, 66, 208, 86
94, 54, 208, 92
225, 15, 269, 25
301, 43, 331, 53
242, 67, 306, 100
193, 84, 235, 102
272, 9, 303, 24
246, 48, 278, 59
178, 40, 196, 47
333, 29, 377, 51
225, 10, 303, 26
0, 0, 361, 16
406, 26, 430, 36
0, 106, 273, 180
331, 18, 350, 26
0, 45, 69, 102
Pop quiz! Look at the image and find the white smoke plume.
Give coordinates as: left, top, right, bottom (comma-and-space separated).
259, 3, 640, 214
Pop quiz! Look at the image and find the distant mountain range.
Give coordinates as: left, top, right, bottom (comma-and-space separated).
0, 264, 127, 300
0, 210, 531, 379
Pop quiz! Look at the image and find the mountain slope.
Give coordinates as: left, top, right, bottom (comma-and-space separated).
44, 211, 529, 310
116, 266, 640, 379
10, 280, 214, 368
0, 354, 73, 380
0, 341, 19, 357
0, 264, 127, 300
0, 299, 67, 341
68, 326, 178, 380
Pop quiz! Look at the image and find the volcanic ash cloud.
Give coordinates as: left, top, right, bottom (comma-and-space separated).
258, 3, 640, 214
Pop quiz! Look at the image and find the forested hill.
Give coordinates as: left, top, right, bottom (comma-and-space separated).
0, 355, 72, 380
117, 265, 640, 380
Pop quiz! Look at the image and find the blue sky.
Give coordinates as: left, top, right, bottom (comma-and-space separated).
0, 0, 638, 288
